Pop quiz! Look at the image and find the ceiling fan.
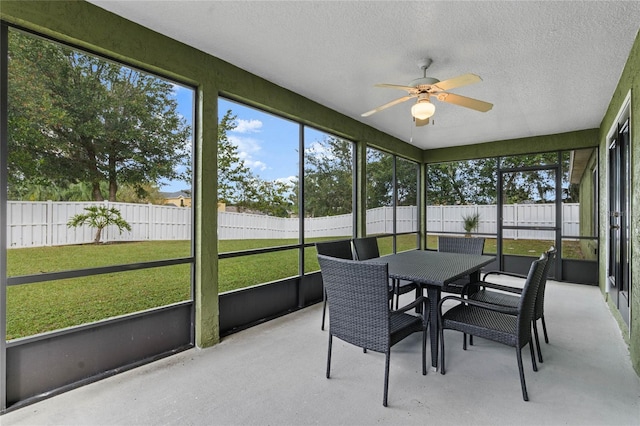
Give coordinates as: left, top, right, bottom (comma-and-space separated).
361, 58, 493, 126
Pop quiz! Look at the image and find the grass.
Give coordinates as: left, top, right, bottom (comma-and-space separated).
6, 235, 588, 340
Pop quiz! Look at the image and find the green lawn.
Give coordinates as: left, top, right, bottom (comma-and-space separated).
6, 236, 587, 340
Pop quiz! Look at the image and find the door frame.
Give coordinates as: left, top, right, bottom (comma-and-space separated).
497, 157, 562, 278
605, 90, 632, 327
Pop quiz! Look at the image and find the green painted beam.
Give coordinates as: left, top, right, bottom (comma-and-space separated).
423, 129, 599, 164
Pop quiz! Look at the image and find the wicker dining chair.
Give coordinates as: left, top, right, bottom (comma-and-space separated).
437, 236, 486, 294
438, 254, 548, 401
352, 236, 420, 309
461, 247, 557, 362
317, 254, 428, 407
316, 240, 354, 330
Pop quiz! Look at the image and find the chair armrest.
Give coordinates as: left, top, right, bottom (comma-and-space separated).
438, 295, 518, 316
461, 281, 523, 297
393, 296, 427, 315
482, 270, 527, 281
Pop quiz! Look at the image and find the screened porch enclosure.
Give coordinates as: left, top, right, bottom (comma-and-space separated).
0, 0, 638, 415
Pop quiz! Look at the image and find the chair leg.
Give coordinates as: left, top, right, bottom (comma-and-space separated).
463, 333, 467, 350
541, 316, 549, 343
533, 322, 543, 363
326, 334, 333, 378
470, 335, 474, 346
516, 347, 529, 401
422, 326, 427, 376
529, 338, 538, 372
439, 326, 446, 375
321, 291, 327, 330
383, 350, 390, 407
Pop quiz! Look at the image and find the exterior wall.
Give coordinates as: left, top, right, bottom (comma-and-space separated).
598, 27, 640, 375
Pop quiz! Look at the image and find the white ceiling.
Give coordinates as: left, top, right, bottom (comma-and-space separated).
88, 1, 640, 150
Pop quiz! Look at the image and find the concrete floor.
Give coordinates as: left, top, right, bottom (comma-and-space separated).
3, 278, 640, 425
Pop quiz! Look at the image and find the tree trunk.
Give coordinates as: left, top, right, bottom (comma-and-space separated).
108, 152, 118, 201
109, 179, 118, 202
93, 227, 103, 244
92, 181, 104, 201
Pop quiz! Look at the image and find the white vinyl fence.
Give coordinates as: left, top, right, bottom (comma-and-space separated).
426, 204, 579, 239
6, 201, 191, 248
6, 202, 579, 248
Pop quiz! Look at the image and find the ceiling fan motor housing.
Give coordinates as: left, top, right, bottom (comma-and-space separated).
410, 77, 440, 91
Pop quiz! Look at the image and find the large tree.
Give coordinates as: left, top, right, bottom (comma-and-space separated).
365, 148, 394, 208
426, 152, 572, 206
302, 136, 353, 217
217, 109, 293, 217
217, 110, 253, 205
427, 159, 497, 205
8, 31, 191, 202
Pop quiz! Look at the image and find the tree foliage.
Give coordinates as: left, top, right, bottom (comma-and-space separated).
426, 153, 572, 205
217, 109, 294, 217
427, 159, 497, 205
8, 31, 191, 202
396, 158, 418, 206
217, 110, 252, 205
302, 136, 353, 217
365, 148, 419, 209
366, 148, 394, 208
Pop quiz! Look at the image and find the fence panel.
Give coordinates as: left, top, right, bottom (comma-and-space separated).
6, 201, 192, 247
304, 213, 352, 239
6, 201, 580, 248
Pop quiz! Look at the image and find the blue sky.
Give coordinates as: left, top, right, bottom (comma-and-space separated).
161, 88, 327, 193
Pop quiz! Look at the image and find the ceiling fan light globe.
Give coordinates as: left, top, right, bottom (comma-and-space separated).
411, 101, 436, 120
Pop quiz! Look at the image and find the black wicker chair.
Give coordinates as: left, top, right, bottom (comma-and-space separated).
462, 247, 557, 362
438, 254, 548, 401
437, 236, 486, 294
316, 240, 354, 330
317, 254, 428, 407
352, 236, 420, 309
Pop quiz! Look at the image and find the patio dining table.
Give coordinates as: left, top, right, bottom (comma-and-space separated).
364, 250, 496, 370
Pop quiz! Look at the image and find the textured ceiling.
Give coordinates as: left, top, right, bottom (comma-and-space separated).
88, 1, 640, 150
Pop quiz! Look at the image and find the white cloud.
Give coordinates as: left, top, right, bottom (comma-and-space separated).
276, 175, 297, 186
229, 135, 267, 172
233, 119, 263, 134
305, 141, 334, 160
243, 158, 267, 171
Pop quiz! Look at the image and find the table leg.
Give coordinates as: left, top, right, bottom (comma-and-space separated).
427, 286, 441, 371
468, 270, 481, 294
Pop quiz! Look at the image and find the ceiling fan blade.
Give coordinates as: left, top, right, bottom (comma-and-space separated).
415, 117, 430, 127
361, 95, 415, 117
374, 83, 417, 92
434, 92, 493, 112
432, 73, 482, 92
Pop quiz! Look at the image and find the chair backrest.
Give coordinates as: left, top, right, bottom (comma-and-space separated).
438, 236, 485, 255
352, 237, 381, 261
534, 246, 557, 319
317, 254, 391, 352
517, 253, 548, 344
315, 239, 353, 260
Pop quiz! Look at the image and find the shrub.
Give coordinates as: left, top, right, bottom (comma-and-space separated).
462, 212, 480, 236
67, 205, 132, 244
